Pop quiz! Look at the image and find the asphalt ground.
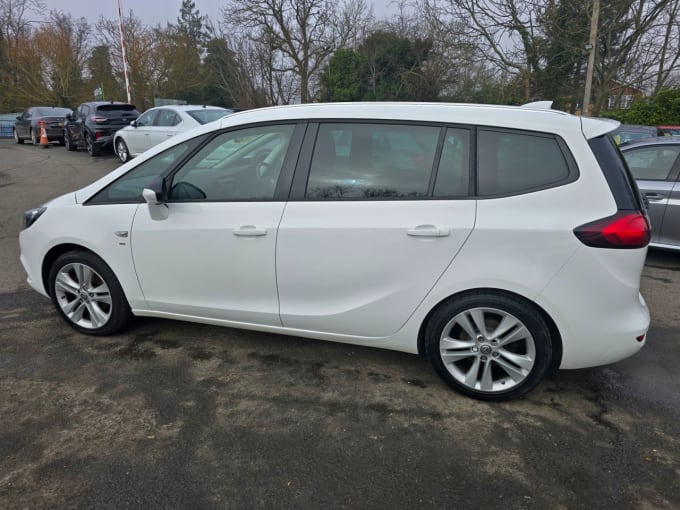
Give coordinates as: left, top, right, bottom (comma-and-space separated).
1, 138, 679, 509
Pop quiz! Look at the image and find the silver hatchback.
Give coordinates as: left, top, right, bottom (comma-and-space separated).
621, 137, 680, 250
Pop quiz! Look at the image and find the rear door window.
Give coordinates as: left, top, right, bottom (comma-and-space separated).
305, 123, 440, 199
477, 129, 573, 196
622, 146, 680, 181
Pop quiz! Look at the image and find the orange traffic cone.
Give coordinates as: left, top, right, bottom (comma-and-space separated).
39, 121, 50, 148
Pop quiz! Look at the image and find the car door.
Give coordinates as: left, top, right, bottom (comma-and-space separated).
67, 105, 86, 143
151, 109, 183, 147
130, 122, 305, 325
277, 122, 476, 337
125, 109, 157, 155
623, 143, 680, 245
16, 109, 31, 138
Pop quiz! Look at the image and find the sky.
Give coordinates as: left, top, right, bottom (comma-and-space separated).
41, 0, 396, 27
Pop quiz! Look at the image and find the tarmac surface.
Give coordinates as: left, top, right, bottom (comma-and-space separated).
0, 138, 679, 509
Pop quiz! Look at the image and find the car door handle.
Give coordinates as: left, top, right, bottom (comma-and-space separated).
644, 192, 665, 201
233, 226, 267, 237
407, 226, 450, 237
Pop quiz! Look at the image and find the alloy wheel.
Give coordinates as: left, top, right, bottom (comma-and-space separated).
53, 262, 112, 330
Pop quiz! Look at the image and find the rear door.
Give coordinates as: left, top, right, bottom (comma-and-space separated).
276, 122, 476, 337
622, 143, 680, 245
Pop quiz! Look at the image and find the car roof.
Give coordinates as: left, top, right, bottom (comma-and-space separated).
619, 136, 680, 150
218, 102, 616, 138
146, 104, 230, 112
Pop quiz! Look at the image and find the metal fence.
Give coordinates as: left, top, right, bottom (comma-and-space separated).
0, 114, 20, 138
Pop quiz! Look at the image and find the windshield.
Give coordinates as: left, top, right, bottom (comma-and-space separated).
187, 109, 231, 125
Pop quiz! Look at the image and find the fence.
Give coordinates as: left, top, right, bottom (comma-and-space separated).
0, 114, 20, 138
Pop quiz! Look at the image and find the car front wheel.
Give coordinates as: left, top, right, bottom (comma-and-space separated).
64, 133, 76, 151
115, 138, 130, 163
13, 129, 24, 144
424, 291, 553, 401
48, 251, 133, 336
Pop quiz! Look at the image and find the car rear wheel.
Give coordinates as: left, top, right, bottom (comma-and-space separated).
85, 134, 101, 157
30, 129, 38, 145
48, 251, 133, 336
115, 138, 130, 163
424, 291, 553, 401
13, 129, 24, 144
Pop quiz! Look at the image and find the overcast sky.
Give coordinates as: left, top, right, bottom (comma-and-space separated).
41, 0, 396, 27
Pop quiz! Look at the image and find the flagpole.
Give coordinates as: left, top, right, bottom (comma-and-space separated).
117, 0, 132, 103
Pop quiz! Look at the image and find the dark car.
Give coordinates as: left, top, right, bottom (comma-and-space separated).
13, 106, 72, 145
621, 137, 680, 250
611, 124, 659, 145
64, 101, 139, 156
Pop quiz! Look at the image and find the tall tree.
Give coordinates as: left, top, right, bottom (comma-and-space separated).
87, 45, 120, 102
223, 0, 369, 103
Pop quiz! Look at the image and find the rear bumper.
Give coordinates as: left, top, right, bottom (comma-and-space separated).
536, 246, 649, 369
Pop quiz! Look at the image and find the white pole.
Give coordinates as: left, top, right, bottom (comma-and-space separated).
117, 0, 132, 103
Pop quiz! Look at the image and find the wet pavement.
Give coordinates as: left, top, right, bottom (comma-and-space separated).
1, 139, 679, 509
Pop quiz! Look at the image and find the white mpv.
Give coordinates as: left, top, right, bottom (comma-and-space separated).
20, 102, 651, 401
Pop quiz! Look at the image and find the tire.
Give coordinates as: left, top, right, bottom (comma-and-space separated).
48, 251, 133, 336
424, 291, 553, 401
58, 138, 65, 146
115, 138, 130, 163
13, 129, 24, 144
64, 133, 77, 151
85, 134, 100, 157
30, 129, 38, 145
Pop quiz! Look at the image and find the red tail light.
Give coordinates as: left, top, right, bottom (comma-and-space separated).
91, 116, 107, 123
574, 212, 650, 249
95, 131, 102, 140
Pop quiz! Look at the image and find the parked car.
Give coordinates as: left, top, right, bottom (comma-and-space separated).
19, 102, 650, 401
657, 125, 680, 136
64, 101, 139, 156
621, 137, 680, 250
113, 104, 233, 163
611, 124, 659, 145
13, 106, 72, 145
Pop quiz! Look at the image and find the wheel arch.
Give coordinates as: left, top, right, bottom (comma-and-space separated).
417, 287, 563, 371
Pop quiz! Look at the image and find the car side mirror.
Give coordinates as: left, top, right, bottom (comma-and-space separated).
130, 120, 137, 127
142, 188, 162, 205
142, 176, 168, 205
65, 114, 72, 121
16, 115, 22, 121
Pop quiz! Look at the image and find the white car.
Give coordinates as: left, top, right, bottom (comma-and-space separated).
19, 102, 651, 401
113, 104, 233, 163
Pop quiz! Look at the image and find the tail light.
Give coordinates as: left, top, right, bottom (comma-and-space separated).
574, 211, 650, 249
91, 116, 108, 123
95, 131, 102, 140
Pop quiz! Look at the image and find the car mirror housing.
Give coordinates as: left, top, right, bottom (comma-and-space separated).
142, 188, 162, 205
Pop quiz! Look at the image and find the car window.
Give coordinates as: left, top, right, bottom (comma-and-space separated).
87, 135, 207, 204
305, 123, 440, 199
135, 110, 157, 127
434, 128, 471, 197
187, 109, 230, 125
156, 109, 181, 127
622, 146, 680, 180
477, 129, 571, 196
169, 124, 295, 201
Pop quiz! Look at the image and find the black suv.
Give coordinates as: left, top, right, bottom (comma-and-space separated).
64, 101, 139, 156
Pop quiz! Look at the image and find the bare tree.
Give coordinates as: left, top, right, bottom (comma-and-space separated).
223, 0, 369, 103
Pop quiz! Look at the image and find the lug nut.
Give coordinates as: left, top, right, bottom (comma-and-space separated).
481, 356, 488, 362
492, 352, 500, 358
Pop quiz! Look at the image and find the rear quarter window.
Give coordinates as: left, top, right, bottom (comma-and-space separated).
477, 129, 575, 196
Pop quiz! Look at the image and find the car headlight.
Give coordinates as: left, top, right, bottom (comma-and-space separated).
23, 207, 47, 229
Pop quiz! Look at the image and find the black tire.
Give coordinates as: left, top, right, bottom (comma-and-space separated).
115, 138, 130, 163
58, 138, 65, 146
30, 129, 38, 145
64, 133, 77, 151
48, 250, 133, 336
424, 291, 553, 402
13, 129, 24, 144
85, 134, 100, 157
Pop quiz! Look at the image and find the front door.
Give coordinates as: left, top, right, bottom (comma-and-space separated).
131, 123, 303, 325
